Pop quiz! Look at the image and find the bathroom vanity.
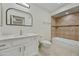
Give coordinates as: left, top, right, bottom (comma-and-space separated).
0, 3, 39, 56
0, 33, 39, 56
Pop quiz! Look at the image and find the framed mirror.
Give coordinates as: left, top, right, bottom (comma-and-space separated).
6, 8, 33, 26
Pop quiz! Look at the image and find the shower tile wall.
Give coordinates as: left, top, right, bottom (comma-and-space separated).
51, 13, 79, 41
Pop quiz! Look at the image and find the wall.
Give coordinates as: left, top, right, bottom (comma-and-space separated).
29, 4, 51, 40
0, 4, 1, 26
0, 4, 2, 35
0, 3, 51, 41
51, 13, 79, 41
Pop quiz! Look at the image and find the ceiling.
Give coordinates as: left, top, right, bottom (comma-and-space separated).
53, 5, 79, 17
31, 3, 79, 17
32, 3, 69, 13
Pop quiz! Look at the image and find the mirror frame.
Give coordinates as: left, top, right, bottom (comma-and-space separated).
6, 8, 33, 26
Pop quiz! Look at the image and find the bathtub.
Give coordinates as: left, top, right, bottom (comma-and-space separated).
51, 37, 79, 56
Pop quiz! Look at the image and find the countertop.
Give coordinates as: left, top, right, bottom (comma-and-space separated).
0, 33, 38, 41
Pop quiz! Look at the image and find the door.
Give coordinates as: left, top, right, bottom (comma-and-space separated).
0, 46, 22, 56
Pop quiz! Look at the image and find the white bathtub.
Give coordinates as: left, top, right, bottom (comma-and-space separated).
52, 37, 79, 56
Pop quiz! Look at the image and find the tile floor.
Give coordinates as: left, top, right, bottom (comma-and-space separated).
38, 43, 79, 56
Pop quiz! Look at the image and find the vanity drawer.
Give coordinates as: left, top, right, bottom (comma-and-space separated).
0, 40, 12, 50
11, 37, 38, 46
11, 38, 29, 46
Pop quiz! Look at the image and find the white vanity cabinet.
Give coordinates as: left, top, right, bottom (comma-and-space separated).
0, 46, 22, 56
23, 37, 39, 56
0, 34, 39, 56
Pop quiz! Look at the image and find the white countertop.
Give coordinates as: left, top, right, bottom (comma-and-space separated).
0, 33, 38, 41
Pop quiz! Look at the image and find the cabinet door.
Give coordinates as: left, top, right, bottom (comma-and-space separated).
0, 46, 22, 56
24, 37, 39, 56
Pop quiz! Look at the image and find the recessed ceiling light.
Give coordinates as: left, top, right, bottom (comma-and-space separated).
65, 12, 69, 14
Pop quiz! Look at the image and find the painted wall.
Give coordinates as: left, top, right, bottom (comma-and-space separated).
28, 4, 51, 40
0, 4, 2, 35
0, 4, 1, 26
0, 3, 51, 41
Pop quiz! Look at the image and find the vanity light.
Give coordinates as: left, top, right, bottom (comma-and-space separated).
16, 3, 30, 8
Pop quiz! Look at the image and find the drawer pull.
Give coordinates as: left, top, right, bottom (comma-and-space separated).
0, 44, 6, 47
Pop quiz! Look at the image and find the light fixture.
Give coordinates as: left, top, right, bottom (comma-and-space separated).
16, 3, 30, 9
65, 12, 69, 14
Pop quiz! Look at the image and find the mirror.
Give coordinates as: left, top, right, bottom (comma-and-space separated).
6, 8, 33, 26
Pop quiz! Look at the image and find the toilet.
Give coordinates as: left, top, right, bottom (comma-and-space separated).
39, 36, 52, 48
39, 40, 52, 48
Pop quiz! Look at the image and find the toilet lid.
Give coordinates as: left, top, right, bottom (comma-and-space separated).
40, 40, 51, 45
